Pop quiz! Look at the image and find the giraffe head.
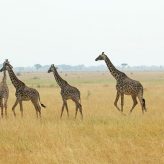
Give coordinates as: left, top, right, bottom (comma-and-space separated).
95, 52, 107, 61
0, 59, 13, 72
48, 64, 58, 73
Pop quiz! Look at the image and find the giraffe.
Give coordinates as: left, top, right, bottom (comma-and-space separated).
0, 70, 9, 118
0, 60, 46, 118
95, 52, 146, 114
48, 64, 83, 119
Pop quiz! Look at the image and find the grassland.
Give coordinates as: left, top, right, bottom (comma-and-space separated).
0, 71, 164, 164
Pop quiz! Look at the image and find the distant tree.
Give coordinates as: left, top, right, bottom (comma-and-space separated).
34, 64, 42, 70
17, 67, 24, 72
76, 65, 85, 71
121, 63, 128, 69
60, 64, 72, 70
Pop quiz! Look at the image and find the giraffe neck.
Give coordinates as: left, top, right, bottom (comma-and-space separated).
2, 70, 7, 83
7, 67, 25, 89
53, 69, 68, 88
105, 56, 126, 80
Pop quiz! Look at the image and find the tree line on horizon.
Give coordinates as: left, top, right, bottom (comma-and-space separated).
0, 63, 164, 72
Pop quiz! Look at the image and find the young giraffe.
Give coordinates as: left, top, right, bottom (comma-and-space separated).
0, 60, 46, 118
48, 64, 83, 119
0, 70, 9, 118
95, 52, 146, 114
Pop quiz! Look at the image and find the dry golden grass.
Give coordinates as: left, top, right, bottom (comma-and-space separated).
0, 71, 164, 164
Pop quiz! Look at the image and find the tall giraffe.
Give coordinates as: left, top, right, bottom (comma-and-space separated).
0, 70, 9, 118
48, 64, 83, 119
95, 52, 146, 114
0, 60, 46, 118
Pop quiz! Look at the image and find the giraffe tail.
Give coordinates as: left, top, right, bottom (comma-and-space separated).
142, 98, 146, 112
41, 103, 46, 108
39, 94, 46, 108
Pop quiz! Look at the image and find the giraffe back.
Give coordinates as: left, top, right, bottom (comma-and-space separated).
61, 84, 80, 101
116, 77, 143, 96
16, 85, 40, 101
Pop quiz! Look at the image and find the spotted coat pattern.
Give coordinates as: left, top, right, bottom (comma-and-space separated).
95, 52, 146, 114
48, 64, 83, 119
0, 60, 46, 118
0, 70, 9, 118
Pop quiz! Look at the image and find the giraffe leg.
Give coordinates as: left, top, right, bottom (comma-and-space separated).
142, 98, 146, 112
65, 101, 69, 118
1, 107, 3, 118
19, 101, 23, 118
129, 95, 138, 114
114, 92, 120, 111
31, 100, 41, 118
121, 93, 124, 112
38, 106, 41, 118
79, 104, 83, 120
35, 105, 39, 118
36, 101, 41, 118
73, 98, 83, 119
60, 101, 66, 118
75, 104, 78, 119
31, 100, 38, 118
35, 104, 41, 118
4, 98, 8, 118
0, 99, 4, 118
12, 99, 19, 117
137, 95, 144, 114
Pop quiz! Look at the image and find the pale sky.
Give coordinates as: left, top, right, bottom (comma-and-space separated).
0, 0, 164, 67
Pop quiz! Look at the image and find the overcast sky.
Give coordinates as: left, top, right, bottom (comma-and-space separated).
0, 0, 164, 67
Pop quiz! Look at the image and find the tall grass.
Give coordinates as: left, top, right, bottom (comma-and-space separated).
0, 72, 164, 164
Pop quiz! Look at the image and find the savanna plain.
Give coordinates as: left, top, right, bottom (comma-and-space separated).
0, 71, 164, 164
